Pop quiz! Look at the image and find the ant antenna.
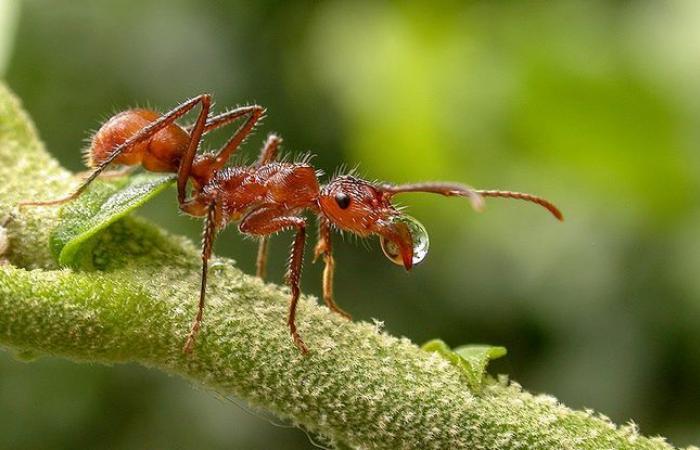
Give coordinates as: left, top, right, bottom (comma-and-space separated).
379, 182, 563, 220
380, 182, 485, 211
474, 189, 563, 221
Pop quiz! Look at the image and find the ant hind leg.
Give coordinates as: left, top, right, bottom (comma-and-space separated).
208, 106, 266, 173
183, 199, 218, 354
178, 104, 265, 204
95, 165, 137, 179
20, 94, 213, 208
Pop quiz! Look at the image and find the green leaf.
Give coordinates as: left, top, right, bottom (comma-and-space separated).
453, 344, 507, 383
422, 339, 507, 388
49, 173, 175, 268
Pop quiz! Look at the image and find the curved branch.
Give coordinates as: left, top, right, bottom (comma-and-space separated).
0, 83, 690, 450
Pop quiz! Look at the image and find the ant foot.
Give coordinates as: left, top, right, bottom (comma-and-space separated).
312, 242, 329, 263
183, 322, 201, 354
330, 305, 352, 321
290, 329, 309, 355
17, 196, 73, 209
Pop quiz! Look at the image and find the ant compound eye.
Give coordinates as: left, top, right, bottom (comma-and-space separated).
380, 215, 430, 266
334, 192, 351, 209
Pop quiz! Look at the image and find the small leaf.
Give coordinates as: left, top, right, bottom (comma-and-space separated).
453, 344, 507, 385
422, 339, 507, 388
421, 339, 455, 360
50, 173, 175, 267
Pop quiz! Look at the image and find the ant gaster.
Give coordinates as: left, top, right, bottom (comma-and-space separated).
20, 94, 563, 354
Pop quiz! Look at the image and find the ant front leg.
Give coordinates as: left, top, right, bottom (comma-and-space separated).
20, 94, 212, 208
254, 134, 283, 280
314, 217, 351, 319
183, 199, 218, 354
240, 206, 309, 354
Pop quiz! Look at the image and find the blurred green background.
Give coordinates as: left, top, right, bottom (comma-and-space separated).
2, 0, 699, 448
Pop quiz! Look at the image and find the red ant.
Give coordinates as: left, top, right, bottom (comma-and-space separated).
20, 94, 563, 354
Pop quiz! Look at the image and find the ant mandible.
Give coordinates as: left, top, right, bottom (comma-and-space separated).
20, 94, 563, 354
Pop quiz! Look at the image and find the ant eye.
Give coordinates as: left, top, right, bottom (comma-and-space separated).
334, 193, 351, 209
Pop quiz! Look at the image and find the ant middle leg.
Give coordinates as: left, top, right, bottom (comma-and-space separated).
240, 207, 309, 353
183, 199, 218, 354
186, 105, 264, 136
286, 221, 308, 354
20, 94, 213, 208
314, 218, 351, 319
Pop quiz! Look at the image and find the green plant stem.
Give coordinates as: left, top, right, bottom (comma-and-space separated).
0, 83, 693, 450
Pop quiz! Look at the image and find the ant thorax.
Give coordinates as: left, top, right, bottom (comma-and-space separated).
194, 162, 321, 223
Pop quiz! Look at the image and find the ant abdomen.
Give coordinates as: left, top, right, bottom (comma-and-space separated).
88, 109, 190, 172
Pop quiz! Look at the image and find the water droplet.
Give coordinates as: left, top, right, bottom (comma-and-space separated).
380, 214, 429, 266
209, 258, 228, 272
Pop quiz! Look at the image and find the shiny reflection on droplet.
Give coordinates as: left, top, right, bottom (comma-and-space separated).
380, 214, 430, 266
209, 258, 228, 272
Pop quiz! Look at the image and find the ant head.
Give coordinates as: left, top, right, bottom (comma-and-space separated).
318, 175, 562, 271
318, 176, 432, 271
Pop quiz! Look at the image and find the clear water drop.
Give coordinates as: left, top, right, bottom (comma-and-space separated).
380, 214, 430, 266
209, 258, 228, 272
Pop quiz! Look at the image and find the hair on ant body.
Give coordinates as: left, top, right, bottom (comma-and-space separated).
20, 94, 563, 354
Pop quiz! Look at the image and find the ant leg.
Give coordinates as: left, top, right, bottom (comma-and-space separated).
176, 96, 212, 204
286, 222, 308, 354
240, 207, 309, 354
179, 105, 265, 203
253, 134, 283, 280
313, 218, 351, 319
183, 199, 218, 354
256, 133, 282, 166
256, 237, 269, 279
75, 165, 135, 180
20, 95, 212, 208
210, 105, 266, 172
185, 105, 263, 135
